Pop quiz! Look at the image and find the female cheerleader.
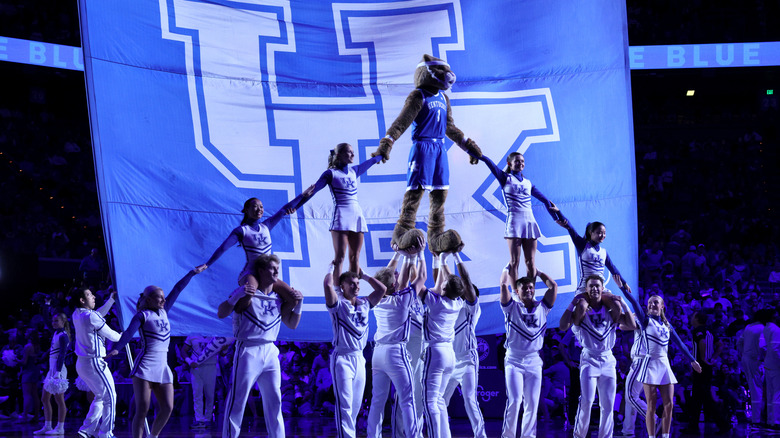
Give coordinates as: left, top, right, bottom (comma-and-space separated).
34, 314, 71, 435
293, 143, 382, 280
556, 214, 631, 294
478, 152, 559, 287
107, 269, 199, 438
197, 193, 307, 305
622, 291, 701, 438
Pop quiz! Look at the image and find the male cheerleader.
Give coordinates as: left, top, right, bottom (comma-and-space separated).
559, 275, 636, 438
323, 262, 387, 438
218, 254, 303, 438
420, 250, 476, 438
442, 254, 487, 438
71, 288, 121, 438
500, 268, 558, 438
368, 243, 424, 438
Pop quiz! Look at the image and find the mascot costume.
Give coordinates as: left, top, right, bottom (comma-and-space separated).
373, 54, 482, 253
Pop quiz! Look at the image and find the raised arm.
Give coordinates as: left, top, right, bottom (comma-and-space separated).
605, 255, 631, 294
613, 296, 637, 331
555, 212, 587, 253
499, 264, 513, 305
292, 171, 330, 211
539, 270, 558, 308
198, 230, 240, 271
453, 253, 476, 303
620, 285, 646, 325
353, 155, 383, 177
108, 313, 143, 354
531, 186, 562, 221
363, 270, 388, 308
280, 289, 303, 329
670, 324, 698, 368
412, 252, 428, 301
264, 191, 309, 230
217, 284, 255, 319
164, 269, 199, 312
323, 263, 338, 308
479, 155, 508, 186
95, 292, 117, 317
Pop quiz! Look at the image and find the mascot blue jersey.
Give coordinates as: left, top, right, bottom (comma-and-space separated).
412, 89, 447, 140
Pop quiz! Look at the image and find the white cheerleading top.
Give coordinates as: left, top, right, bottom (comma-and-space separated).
503, 174, 534, 213
237, 221, 272, 266
138, 309, 171, 353
328, 297, 371, 353
571, 304, 617, 353
502, 298, 551, 355
48, 330, 69, 371
72, 307, 121, 358
232, 292, 282, 344
453, 300, 481, 357
373, 286, 415, 345
576, 243, 609, 291
422, 290, 463, 344
328, 166, 360, 209
643, 316, 671, 358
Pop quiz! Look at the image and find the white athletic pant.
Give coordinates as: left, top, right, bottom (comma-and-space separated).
501, 353, 543, 438
742, 357, 763, 424
76, 356, 116, 438
623, 358, 649, 435
331, 350, 366, 438
574, 351, 617, 438
223, 342, 283, 438
191, 363, 217, 422
443, 350, 486, 438
422, 343, 455, 438
393, 337, 425, 438
767, 366, 780, 425
367, 343, 418, 438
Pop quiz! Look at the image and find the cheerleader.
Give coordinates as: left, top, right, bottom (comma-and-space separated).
34, 314, 71, 435
479, 153, 559, 287
293, 143, 382, 280
556, 214, 631, 294
106, 269, 199, 438
198, 194, 306, 304
621, 292, 701, 438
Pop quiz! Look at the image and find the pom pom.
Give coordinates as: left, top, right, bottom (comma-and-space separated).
75, 376, 91, 392
2, 350, 17, 367
43, 377, 70, 394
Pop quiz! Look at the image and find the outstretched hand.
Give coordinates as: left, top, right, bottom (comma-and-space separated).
195, 264, 208, 274
691, 361, 702, 373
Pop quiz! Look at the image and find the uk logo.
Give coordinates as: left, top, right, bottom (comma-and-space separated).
160, 0, 576, 291
260, 300, 277, 316
520, 313, 539, 328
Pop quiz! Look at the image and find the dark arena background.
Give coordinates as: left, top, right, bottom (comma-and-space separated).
1, 1, 779, 437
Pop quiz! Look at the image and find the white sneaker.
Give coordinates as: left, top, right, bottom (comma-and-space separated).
33, 425, 52, 434
44, 427, 65, 435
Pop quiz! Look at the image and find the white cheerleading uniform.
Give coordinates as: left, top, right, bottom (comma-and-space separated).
368, 286, 419, 438
393, 293, 426, 438
223, 293, 284, 438
503, 174, 541, 239
421, 290, 463, 438
43, 330, 69, 394
571, 304, 618, 438
185, 335, 219, 423
501, 298, 551, 438
72, 307, 121, 438
327, 166, 368, 233
328, 297, 371, 438
236, 221, 273, 284
444, 299, 486, 438
623, 323, 650, 436
128, 309, 172, 383
637, 316, 676, 385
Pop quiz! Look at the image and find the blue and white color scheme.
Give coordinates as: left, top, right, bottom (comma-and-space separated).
79, 0, 637, 339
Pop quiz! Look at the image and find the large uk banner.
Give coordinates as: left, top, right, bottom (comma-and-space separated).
79, 0, 637, 340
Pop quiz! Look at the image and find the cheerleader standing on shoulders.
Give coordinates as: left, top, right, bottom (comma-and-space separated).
621, 290, 701, 438
478, 152, 559, 287
293, 143, 382, 281
106, 269, 200, 438
34, 313, 72, 435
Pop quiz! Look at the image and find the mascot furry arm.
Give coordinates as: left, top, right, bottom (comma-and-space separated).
372, 90, 482, 164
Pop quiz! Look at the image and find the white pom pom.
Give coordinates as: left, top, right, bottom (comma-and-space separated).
2, 350, 16, 367
43, 377, 70, 394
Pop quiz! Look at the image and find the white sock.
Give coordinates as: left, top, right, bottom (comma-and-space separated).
662, 434, 670, 438
56, 422, 65, 429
